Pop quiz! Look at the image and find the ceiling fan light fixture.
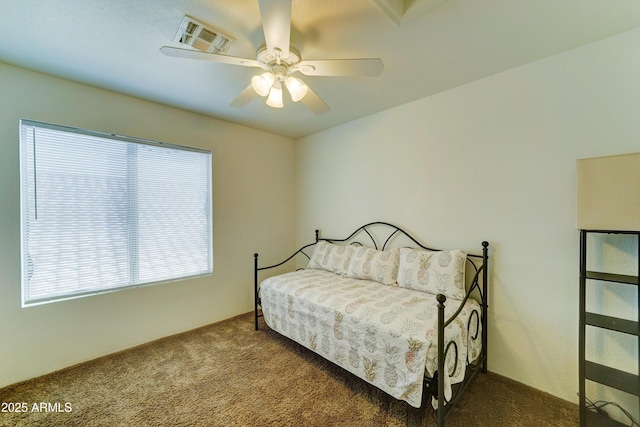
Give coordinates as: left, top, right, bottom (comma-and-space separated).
251, 72, 276, 97
285, 76, 308, 102
266, 81, 284, 108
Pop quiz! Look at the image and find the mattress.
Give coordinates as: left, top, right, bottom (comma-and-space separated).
260, 268, 482, 408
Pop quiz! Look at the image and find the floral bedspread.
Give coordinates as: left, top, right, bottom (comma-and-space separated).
260, 269, 482, 408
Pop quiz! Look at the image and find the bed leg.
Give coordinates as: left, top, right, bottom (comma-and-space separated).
481, 241, 489, 374
254, 253, 259, 331
437, 293, 446, 427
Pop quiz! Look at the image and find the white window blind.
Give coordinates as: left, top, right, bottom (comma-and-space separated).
19, 119, 213, 306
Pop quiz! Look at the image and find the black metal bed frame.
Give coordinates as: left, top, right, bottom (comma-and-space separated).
253, 221, 489, 427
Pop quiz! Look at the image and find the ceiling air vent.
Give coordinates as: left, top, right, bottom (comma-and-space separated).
173, 16, 235, 54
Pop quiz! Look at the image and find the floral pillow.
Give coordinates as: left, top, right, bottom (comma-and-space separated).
345, 247, 399, 286
307, 241, 354, 275
397, 247, 466, 300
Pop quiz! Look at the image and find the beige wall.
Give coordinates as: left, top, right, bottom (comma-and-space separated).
0, 63, 296, 388
296, 27, 640, 419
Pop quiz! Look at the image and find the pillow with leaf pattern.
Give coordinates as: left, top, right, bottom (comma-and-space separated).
345, 246, 399, 286
397, 247, 466, 300
307, 241, 354, 275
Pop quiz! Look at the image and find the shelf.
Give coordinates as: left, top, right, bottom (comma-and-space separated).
585, 361, 640, 396
585, 312, 640, 336
579, 229, 640, 427
582, 230, 640, 236
585, 271, 639, 285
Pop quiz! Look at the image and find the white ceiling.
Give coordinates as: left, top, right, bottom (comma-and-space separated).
1, 0, 639, 138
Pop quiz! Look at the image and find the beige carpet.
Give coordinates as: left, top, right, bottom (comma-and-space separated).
0, 313, 577, 426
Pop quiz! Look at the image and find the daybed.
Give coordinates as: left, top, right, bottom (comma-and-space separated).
253, 222, 489, 427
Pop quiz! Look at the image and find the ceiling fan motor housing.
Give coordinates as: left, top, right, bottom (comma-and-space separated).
256, 45, 301, 70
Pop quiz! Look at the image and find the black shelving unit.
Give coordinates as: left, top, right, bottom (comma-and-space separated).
579, 230, 640, 426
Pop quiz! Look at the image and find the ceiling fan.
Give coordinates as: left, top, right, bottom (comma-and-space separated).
160, 0, 384, 114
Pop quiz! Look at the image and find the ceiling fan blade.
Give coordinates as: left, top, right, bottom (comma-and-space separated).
296, 58, 384, 77
228, 84, 258, 109
259, 0, 291, 58
300, 86, 330, 115
160, 46, 263, 69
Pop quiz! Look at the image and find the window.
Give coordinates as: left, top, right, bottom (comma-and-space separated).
19, 120, 213, 306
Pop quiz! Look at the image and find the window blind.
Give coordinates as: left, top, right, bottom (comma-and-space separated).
19, 120, 213, 306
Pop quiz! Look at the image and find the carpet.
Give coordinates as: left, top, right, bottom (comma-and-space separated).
0, 313, 578, 426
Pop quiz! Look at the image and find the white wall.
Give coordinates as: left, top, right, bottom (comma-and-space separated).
0, 63, 296, 388
296, 26, 640, 417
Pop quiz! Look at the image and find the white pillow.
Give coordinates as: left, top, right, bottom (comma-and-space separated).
307, 241, 354, 275
345, 247, 399, 286
397, 247, 466, 300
